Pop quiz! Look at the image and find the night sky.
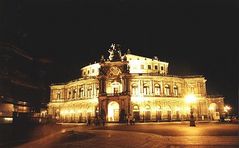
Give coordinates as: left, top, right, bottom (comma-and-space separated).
0, 0, 238, 113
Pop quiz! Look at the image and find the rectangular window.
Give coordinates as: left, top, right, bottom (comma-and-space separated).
141, 65, 144, 69
161, 66, 164, 70
155, 65, 158, 70
148, 65, 151, 69
92, 69, 95, 73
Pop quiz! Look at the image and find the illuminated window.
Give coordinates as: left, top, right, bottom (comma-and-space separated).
79, 88, 84, 98
148, 65, 151, 69
155, 65, 158, 70
131, 84, 138, 95
113, 87, 119, 94
111, 81, 121, 94
87, 87, 92, 97
68, 90, 71, 99
96, 87, 99, 96
145, 105, 150, 110
154, 84, 161, 95
173, 85, 178, 96
133, 105, 139, 111
164, 85, 170, 96
57, 91, 61, 99
191, 86, 195, 93
73, 89, 77, 99
143, 84, 150, 95
141, 65, 144, 69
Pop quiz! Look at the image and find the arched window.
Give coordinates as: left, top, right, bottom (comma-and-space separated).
131, 83, 138, 96
164, 84, 170, 96
145, 105, 150, 110
143, 83, 150, 95
96, 86, 99, 97
173, 85, 178, 96
73, 89, 77, 99
57, 91, 61, 99
68, 90, 71, 99
87, 87, 92, 98
79, 88, 84, 98
190, 86, 195, 93
111, 81, 121, 94
154, 84, 161, 95
133, 105, 139, 111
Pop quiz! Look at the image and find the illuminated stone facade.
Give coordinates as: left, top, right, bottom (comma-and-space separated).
48, 44, 224, 122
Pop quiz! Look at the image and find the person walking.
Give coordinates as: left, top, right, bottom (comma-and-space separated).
127, 114, 130, 125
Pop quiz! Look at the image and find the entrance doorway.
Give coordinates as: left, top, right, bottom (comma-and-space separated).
108, 101, 120, 122
156, 111, 162, 121
133, 105, 140, 122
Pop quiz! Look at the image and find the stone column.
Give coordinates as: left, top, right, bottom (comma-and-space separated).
162, 81, 165, 96
140, 80, 143, 94
126, 77, 130, 94
152, 80, 154, 94
170, 82, 174, 96
83, 85, 86, 98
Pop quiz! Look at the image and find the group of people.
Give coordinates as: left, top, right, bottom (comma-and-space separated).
86, 114, 136, 126
127, 114, 135, 125
86, 116, 105, 126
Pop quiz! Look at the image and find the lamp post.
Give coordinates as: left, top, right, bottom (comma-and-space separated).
224, 105, 232, 118
185, 94, 197, 127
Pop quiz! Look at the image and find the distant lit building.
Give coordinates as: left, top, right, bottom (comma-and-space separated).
0, 99, 30, 124
48, 44, 224, 122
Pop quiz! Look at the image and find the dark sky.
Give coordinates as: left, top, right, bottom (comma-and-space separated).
0, 0, 238, 113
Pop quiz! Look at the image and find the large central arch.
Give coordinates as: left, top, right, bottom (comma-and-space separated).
108, 101, 120, 122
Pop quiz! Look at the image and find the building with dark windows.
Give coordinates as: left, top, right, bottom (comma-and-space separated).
48, 44, 224, 123
0, 42, 50, 120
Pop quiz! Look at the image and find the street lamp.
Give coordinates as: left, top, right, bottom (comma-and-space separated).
185, 94, 197, 127
224, 105, 232, 118
224, 105, 231, 113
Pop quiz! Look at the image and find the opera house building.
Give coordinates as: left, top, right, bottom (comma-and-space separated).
48, 44, 224, 123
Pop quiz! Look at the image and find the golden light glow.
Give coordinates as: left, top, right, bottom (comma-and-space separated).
4, 117, 13, 121
224, 105, 231, 112
131, 96, 146, 103
175, 107, 181, 111
209, 106, 214, 111
47, 48, 224, 122
185, 94, 196, 104
108, 101, 119, 121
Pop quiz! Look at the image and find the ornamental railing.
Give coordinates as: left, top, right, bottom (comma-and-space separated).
100, 91, 129, 97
